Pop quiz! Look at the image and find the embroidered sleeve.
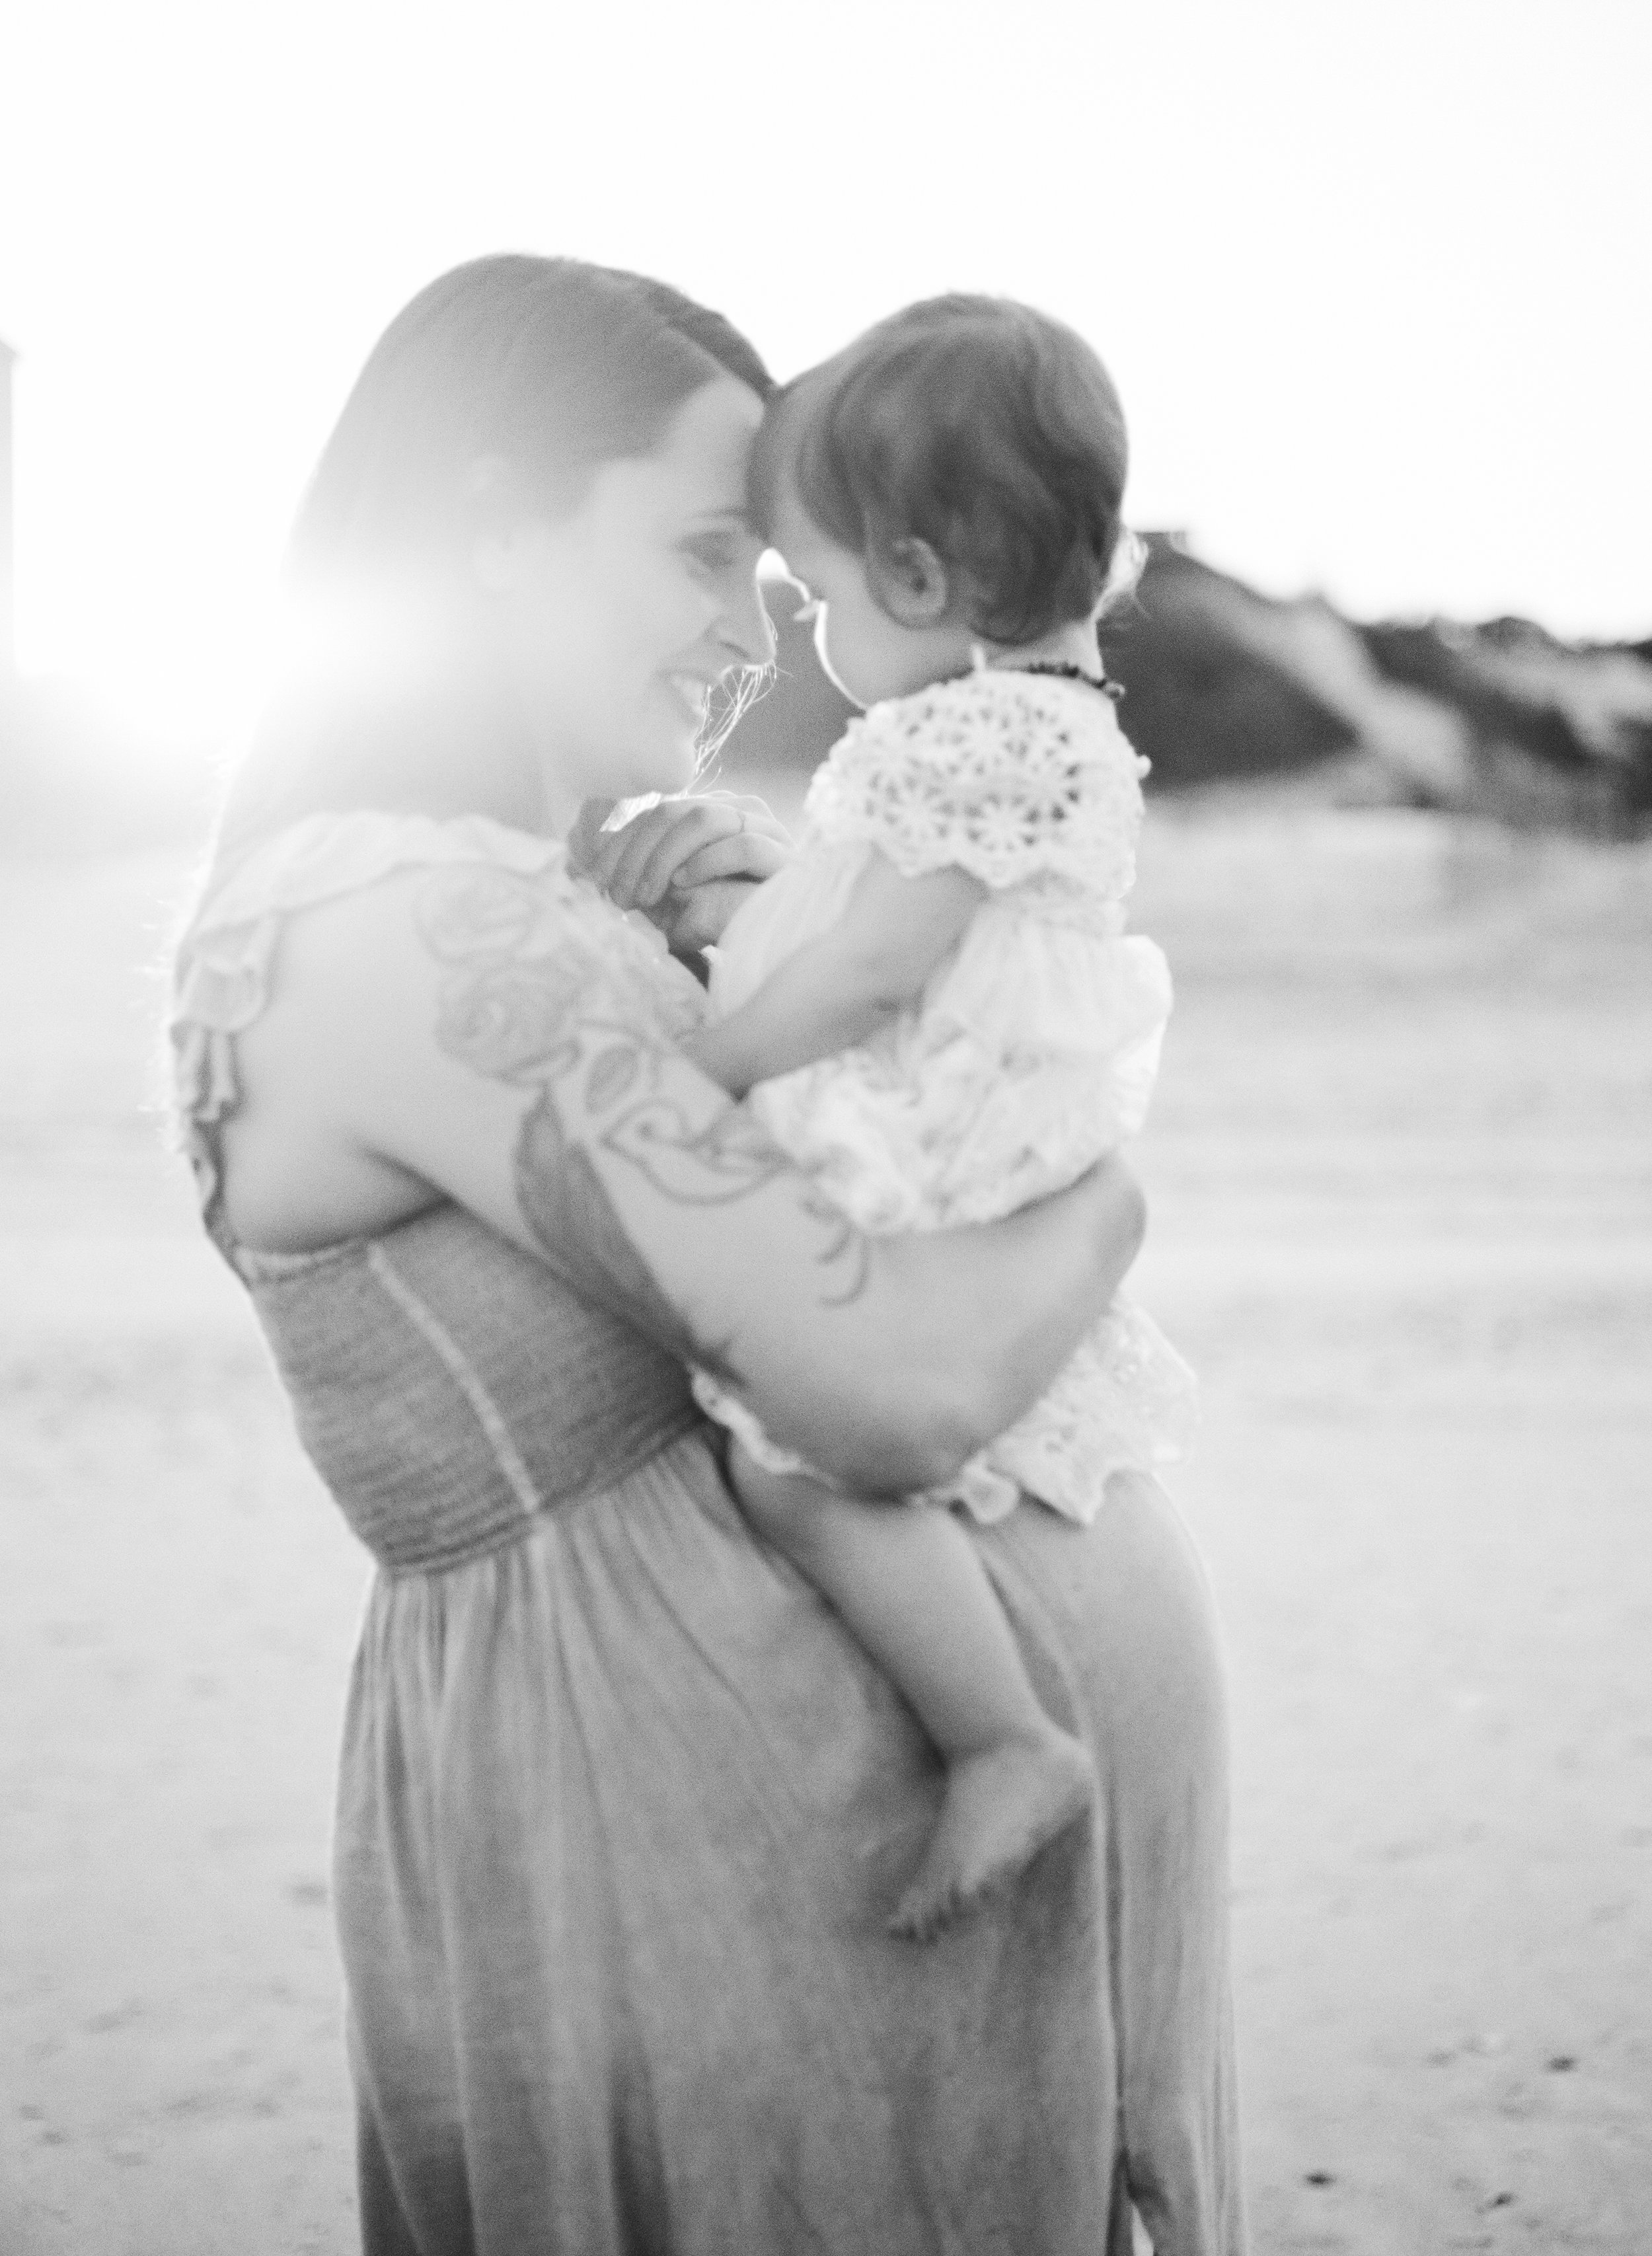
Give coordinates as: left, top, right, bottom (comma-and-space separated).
801, 672, 1148, 898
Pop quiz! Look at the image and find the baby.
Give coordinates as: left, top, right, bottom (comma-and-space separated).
686, 295, 1197, 1938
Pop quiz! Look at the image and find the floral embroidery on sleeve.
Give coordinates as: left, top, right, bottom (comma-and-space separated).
802, 671, 1148, 901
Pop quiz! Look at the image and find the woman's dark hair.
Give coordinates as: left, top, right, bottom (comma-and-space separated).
287, 255, 772, 593
751, 294, 1129, 645
217, 255, 772, 857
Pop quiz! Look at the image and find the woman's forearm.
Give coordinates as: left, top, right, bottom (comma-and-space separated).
496, 1006, 1146, 1492
903, 1156, 1148, 1455
824, 1158, 1147, 1491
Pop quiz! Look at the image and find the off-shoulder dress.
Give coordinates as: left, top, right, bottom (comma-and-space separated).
170, 808, 1244, 2256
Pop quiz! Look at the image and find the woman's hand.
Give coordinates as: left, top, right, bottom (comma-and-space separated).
568, 792, 792, 957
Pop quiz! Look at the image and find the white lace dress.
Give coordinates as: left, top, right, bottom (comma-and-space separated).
696, 667, 1198, 1526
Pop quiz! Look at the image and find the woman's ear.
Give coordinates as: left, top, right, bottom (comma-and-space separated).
465, 455, 532, 593
872, 537, 952, 629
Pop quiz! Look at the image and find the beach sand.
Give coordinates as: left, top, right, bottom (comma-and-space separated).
2, 804, 1648, 2253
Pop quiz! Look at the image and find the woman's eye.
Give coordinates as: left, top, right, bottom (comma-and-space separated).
682, 535, 742, 578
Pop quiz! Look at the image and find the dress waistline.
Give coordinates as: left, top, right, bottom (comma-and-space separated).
357, 1402, 708, 1578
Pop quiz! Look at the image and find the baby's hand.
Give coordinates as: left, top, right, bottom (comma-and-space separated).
569, 794, 792, 956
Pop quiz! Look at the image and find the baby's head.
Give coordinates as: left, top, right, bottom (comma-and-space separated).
751, 295, 1134, 707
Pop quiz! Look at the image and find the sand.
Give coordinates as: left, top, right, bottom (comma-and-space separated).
2, 801, 1649, 2253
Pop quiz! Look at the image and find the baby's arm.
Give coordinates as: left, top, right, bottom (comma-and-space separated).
685, 852, 983, 1098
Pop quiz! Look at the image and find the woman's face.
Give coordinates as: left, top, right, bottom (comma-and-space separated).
478, 377, 772, 828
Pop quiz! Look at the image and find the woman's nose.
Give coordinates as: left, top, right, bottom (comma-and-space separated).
716, 572, 776, 670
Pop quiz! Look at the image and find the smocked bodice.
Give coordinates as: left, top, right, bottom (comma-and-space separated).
170, 811, 704, 1573
233, 1209, 697, 1571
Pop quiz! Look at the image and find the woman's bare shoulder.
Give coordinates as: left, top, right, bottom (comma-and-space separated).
244, 843, 679, 1067
239, 856, 598, 1131
227, 852, 705, 1250
216, 870, 484, 1248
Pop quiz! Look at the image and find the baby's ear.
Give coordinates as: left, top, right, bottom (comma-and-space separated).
872, 537, 952, 629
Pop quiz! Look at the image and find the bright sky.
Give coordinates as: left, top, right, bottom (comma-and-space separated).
1, 0, 1648, 747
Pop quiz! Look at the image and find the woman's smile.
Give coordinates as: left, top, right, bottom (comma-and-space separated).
663, 670, 713, 726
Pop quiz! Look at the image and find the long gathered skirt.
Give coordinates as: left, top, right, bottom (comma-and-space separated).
334, 1430, 1245, 2256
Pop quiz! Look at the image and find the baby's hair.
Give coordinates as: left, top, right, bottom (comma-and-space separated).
752, 295, 1135, 645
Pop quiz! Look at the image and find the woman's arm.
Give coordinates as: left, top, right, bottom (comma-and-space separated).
686, 854, 982, 1096
241, 866, 1145, 1495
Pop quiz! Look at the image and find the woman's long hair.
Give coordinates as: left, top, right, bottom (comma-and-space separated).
215, 256, 773, 860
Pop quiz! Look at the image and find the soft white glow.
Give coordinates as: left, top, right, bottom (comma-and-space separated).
1, 0, 1648, 751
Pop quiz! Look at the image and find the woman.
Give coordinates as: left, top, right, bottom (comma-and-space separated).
172, 256, 1244, 2255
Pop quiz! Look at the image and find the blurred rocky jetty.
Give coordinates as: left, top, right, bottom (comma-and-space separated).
721, 537, 1652, 838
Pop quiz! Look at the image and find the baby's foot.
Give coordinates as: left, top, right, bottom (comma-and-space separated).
889, 1728, 1096, 1942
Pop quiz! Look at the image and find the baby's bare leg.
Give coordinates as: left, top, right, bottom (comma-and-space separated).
726, 1439, 1096, 1938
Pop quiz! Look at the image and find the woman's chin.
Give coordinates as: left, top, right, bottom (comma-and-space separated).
622, 726, 702, 801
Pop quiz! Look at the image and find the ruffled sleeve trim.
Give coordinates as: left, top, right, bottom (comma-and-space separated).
178, 810, 564, 1031
169, 810, 568, 1235
801, 669, 1150, 897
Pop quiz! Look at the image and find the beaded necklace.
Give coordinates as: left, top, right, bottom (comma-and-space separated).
1016, 659, 1123, 700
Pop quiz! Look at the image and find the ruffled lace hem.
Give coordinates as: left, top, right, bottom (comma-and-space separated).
955, 1297, 1199, 1525
176, 811, 566, 1043
690, 1372, 811, 1480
